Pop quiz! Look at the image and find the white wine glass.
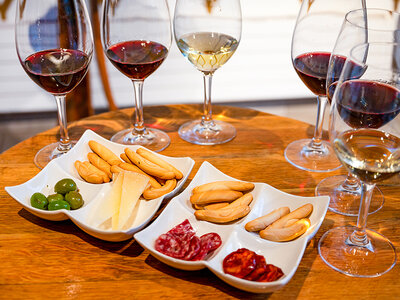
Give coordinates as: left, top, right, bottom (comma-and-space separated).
174, 0, 242, 145
316, 8, 400, 216
318, 42, 399, 277
15, 0, 93, 169
102, 0, 172, 151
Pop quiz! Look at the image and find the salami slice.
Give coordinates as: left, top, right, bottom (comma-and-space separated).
244, 254, 268, 281
183, 235, 201, 260
191, 232, 222, 261
168, 219, 196, 241
154, 233, 188, 259
257, 264, 284, 282
222, 248, 257, 278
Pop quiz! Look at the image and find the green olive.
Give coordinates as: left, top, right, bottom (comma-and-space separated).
48, 200, 70, 211
30, 192, 48, 210
54, 178, 77, 195
64, 191, 84, 210
47, 193, 64, 203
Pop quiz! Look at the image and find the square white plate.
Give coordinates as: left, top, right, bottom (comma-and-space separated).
134, 161, 329, 293
5, 130, 195, 242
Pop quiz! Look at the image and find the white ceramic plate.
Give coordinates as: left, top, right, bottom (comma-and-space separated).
5, 130, 195, 242
134, 161, 329, 293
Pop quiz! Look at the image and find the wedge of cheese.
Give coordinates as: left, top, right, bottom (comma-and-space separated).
115, 172, 149, 231
91, 172, 124, 228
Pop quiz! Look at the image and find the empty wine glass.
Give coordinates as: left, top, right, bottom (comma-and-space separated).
15, 0, 93, 169
174, 0, 242, 145
287, 0, 362, 172
318, 42, 398, 277
102, 0, 172, 151
316, 8, 400, 216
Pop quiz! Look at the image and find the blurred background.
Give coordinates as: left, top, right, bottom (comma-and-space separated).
0, 0, 398, 152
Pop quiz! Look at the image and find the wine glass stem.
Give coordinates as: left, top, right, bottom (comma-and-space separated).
340, 172, 361, 192
309, 95, 328, 149
54, 94, 71, 151
347, 182, 375, 248
132, 80, 145, 134
202, 73, 214, 125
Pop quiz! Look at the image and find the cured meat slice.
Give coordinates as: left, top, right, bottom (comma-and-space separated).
222, 248, 257, 278
244, 254, 269, 281
168, 219, 196, 241
154, 233, 188, 259
191, 232, 222, 261
183, 235, 201, 260
257, 264, 284, 282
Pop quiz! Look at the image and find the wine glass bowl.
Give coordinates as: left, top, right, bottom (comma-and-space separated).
316, 8, 400, 216
101, 0, 172, 151
174, 0, 242, 145
15, 0, 93, 169
318, 42, 399, 277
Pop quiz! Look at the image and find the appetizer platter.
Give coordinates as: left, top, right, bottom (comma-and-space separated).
5, 130, 195, 242
134, 161, 330, 293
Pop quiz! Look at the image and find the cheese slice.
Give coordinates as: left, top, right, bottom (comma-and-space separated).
116, 172, 149, 231
91, 172, 124, 228
111, 172, 124, 231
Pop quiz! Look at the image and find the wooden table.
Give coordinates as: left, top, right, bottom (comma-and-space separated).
0, 104, 398, 299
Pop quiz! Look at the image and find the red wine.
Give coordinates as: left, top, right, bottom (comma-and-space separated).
106, 40, 168, 80
327, 54, 365, 103
293, 52, 331, 96
334, 129, 400, 184
337, 80, 400, 129
24, 49, 90, 95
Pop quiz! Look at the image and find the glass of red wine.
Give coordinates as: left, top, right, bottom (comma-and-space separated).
318, 42, 399, 277
15, 0, 93, 169
101, 0, 172, 151
287, 0, 363, 172
174, 0, 242, 145
316, 8, 400, 216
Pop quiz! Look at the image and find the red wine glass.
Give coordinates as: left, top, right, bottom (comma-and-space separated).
318, 42, 398, 277
287, 0, 362, 172
173, 0, 242, 145
316, 8, 400, 216
15, 0, 93, 169
101, 0, 172, 151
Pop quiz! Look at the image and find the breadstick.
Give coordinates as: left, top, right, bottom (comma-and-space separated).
227, 193, 253, 208
245, 207, 290, 232
259, 218, 311, 242
125, 148, 175, 180
88, 152, 112, 179
142, 179, 177, 200
118, 162, 162, 188
267, 204, 313, 229
137, 147, 183, 180
75, 161, 104, 184
204, 202, 230, 210
192, 181, 255, 194
190, 190, 243, 205
83, 161, 110, 183
111, 165, 124, 174
120, 153, 132, 164
194, 205, 250, 223
88, 140, 121, 165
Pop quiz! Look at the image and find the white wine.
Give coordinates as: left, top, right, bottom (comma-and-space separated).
177, 32, 238, 74
334, 129, 400, 183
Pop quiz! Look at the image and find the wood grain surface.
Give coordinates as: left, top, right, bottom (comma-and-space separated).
0, 104, 398, 299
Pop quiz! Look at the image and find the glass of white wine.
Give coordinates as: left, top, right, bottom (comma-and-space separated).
174, 0, 242, 145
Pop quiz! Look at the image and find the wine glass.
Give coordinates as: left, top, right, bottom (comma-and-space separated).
174, 0, 242, 145
316, 8, 400, 216
102, 0, 172, 151
15, 0, 93, 169
318, 42, 399, 277
287, 0, 363, 172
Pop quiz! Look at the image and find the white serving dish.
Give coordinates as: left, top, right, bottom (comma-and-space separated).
5, 130, 195, 242
134, 161, 329, 293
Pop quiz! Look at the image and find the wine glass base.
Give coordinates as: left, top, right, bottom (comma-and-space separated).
34, 141, 77, 170
318, 226, 396, 278
284, 139, 342, 172
111, 128, 170, 152
316, 175, 384, 216
178, 120, 236, 145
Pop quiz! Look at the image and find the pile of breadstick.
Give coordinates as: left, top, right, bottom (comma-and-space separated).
191, 180, 255, 223
245, 203, 313, 242
74, 140, 183, 199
